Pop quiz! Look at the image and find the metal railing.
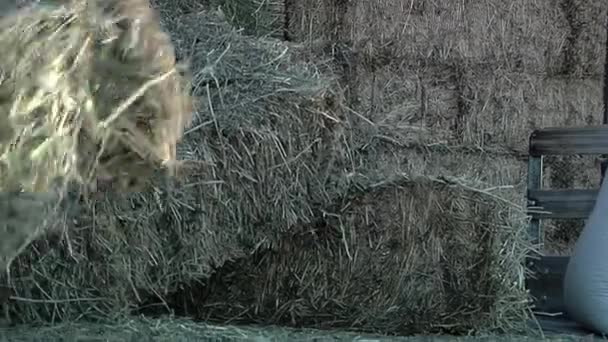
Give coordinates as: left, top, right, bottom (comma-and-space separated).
526, 124, 608, 313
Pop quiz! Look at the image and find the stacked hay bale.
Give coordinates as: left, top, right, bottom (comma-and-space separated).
186, 176, 529, 335
286, 0, 607, 255
6, 4, 340, 324
5, 0, 532, 337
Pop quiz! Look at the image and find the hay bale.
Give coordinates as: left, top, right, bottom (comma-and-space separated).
346, 64, 459, 144
286, 0, 606, 75
154, 0, 287, 38
5, 3, 535, 335
352, 61, 601, 257
352, 62, 604, 149
8, 9, 339, 323
558, 0, 608, 77
338, 59, 604, 151
179, 176, 530, 335
0, 0, 192, 275
445, 68, 604, 148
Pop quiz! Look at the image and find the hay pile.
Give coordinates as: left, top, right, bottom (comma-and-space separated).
287, 0, 607, 75
6, 2, 532, 337
0, 0, 192, 273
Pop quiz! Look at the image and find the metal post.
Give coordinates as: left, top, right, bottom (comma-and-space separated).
527, 155, 544, 250
601, 10, 608, 181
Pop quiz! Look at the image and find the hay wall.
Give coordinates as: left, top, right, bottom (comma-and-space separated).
287, 0, 606, 75
285, 0, 608, 254
3, 4, 535, 336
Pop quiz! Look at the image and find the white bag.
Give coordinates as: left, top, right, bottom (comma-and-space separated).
564, 176, 608, 334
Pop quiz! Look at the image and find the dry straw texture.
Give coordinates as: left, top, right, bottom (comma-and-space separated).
180, 176, 530, 335
354, 64, 605, 149
0, 0, 192, 274
288, 0, 607, 75
289, 0, 606, 255
0, 1, 192, 193
8, 7, 337, 324
6, 0, 533, 337
0, 316, 555, 341
153, 0, 286, 38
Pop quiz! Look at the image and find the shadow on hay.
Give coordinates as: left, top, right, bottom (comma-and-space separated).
134, 177, 530, 336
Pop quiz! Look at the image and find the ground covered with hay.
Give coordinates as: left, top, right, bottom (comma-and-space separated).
2, 0, 607, 340
0, 316, 595, 341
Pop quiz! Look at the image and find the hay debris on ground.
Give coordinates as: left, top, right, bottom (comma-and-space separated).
0, 316, 559, 341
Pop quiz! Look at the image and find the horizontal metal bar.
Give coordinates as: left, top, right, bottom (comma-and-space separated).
529, 125, 608, 156
527, 189, 597, 219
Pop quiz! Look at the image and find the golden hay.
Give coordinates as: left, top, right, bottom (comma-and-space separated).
0, 0, 192, 273
0, 0, 192, 193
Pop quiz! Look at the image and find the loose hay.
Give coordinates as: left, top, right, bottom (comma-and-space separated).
0, 316, 550, 341
0, 0, 192, 272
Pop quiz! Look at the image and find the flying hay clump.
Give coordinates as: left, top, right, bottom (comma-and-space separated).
0, 0, 192, 273
0, 1, 192, 193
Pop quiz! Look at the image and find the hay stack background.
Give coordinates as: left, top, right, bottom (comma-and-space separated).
3, 3, 534, 337
286, 0, 607, 254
